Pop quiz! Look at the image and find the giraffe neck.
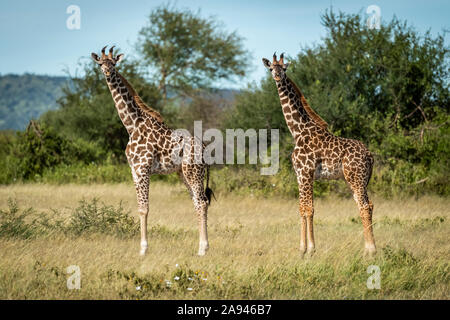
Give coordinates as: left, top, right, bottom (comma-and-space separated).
276, 77, 315, 139
105, 70, 141, 135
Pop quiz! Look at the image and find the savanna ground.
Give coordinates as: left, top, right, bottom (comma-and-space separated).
0, 182, 448, 299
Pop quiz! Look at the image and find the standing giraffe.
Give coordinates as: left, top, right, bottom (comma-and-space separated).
262, 53, 376, 256
92, 46, 214, 256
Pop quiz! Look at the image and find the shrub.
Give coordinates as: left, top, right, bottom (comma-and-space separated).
0, 198, 62, 239
0, 198, 138, 239
2, 121, 105, 183
66, 198, 138, 237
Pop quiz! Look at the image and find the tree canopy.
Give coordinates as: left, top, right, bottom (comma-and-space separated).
136, 4, 249, 101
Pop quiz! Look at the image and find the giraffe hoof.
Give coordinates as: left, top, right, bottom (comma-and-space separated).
299, 246, 307, 257
198, 242, 209, 256
364, 243, 376, 256
198, 248, 209, 256
364, 247, 377, 257
139, 241, 148, 256
306, 247, 316, 256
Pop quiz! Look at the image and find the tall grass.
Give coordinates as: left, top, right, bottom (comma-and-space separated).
2, 160, 447, 198
0, 183, 448, 299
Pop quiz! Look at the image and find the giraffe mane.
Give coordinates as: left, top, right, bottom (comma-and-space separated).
286, 77, 329, 130
117, 73, 164, 123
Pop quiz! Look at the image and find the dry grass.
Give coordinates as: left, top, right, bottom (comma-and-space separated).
0, 183, 449, 299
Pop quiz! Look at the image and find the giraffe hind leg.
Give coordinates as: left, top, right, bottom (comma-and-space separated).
350, 184, 376, 256
181, 164, 209, 256
343, 152, 376, 256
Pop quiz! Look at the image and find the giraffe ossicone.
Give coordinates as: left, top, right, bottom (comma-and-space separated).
263, 52, 376, 256
92, 46, 214, 256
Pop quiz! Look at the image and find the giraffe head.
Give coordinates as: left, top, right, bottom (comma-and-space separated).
262, 52, 290, 81
91, 46, 124, 77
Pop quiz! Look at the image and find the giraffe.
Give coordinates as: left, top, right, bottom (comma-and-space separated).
262, 53, 376, 256
92, 46, 214, 256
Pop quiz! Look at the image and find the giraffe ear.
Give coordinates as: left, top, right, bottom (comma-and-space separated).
262, 58, 272, 69
91, 53, 101, 64
115, 54, 124, 64
283, 62, 290, 70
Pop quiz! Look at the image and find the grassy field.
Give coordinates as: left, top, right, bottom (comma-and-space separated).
0, 182, 448, 299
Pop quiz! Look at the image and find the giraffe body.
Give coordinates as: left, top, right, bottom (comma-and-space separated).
263, 53, 376, 256
92, 46, 212, 256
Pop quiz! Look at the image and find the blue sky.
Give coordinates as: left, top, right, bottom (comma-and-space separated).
0, 0, 448, 88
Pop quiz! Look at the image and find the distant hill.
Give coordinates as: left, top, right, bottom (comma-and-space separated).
0, 74, 69, 130
0, 73, 239, 131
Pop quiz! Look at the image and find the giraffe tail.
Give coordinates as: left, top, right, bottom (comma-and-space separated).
366, 152, 375, 188
205, 165, 216, 205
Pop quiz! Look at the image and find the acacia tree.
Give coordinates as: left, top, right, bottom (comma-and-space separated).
136, 4, 249, 102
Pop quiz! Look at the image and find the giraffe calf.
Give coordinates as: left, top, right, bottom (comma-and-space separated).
93, 46, 214, 256
263, 52, 376, 256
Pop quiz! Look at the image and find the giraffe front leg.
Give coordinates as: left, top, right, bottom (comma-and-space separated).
296, 169, 315, 256
299, 203, 315, 256
304, 206, 315, 255
299, 210, 307, 255
139, 208, 148, 256
131, 165, 150, 256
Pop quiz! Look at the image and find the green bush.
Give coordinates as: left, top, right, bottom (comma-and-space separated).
37, 163, 132, 184
14, 123, 79, 179
0, 199, 35, 239
0, 198, 139, 239
0, 122, 107, 184
66, 198, 139, 237
0, 198, 63, 239
0, 131, 19, 184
